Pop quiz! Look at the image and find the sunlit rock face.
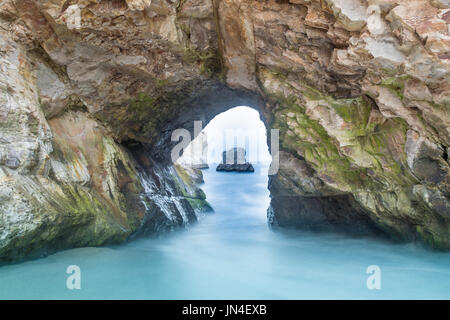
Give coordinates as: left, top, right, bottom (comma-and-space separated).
0, 0, 449, 261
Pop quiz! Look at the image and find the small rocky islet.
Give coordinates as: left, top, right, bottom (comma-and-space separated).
216, 148, 255, 173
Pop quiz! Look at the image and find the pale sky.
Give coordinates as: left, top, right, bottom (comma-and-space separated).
203, 106, 271, 164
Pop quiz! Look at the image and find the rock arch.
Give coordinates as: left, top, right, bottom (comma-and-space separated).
0, 0, 449, 262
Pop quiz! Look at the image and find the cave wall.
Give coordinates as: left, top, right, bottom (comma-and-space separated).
0, 0, 449, 262
219, 0, 450, 248
0, 25, 211, 263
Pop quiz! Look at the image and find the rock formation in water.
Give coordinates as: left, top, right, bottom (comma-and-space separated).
0, 0, 449, 262
216, 147, 255, 172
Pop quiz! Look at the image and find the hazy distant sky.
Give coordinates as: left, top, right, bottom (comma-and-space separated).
203, 106, 271, 164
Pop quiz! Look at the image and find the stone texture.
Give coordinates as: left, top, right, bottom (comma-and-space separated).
0, 0, 449, 261
216, 162, 255, 172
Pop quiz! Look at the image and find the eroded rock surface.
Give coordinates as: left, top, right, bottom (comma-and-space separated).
0, 0, 449, 261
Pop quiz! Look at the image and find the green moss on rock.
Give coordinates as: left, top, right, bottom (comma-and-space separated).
380, 76, 410, 100
183, 47, 221, 78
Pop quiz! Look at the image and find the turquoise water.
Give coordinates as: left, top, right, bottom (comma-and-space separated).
0, 165, 449, 299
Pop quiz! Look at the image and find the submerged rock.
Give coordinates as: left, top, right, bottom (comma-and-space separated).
216, 148, 255, 172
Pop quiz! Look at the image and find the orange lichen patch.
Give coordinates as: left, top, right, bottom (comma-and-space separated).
304, 5, 334, 30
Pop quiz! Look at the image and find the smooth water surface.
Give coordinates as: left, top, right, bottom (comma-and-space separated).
0, 165, 449, 299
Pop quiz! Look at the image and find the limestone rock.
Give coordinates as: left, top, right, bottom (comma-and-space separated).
0, 0, 449, 261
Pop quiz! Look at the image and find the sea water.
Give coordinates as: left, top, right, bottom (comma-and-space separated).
0, 165, 449, 299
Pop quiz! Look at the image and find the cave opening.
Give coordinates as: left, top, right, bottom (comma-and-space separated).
176, 106, 272, 222
178, 106, 271, 169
